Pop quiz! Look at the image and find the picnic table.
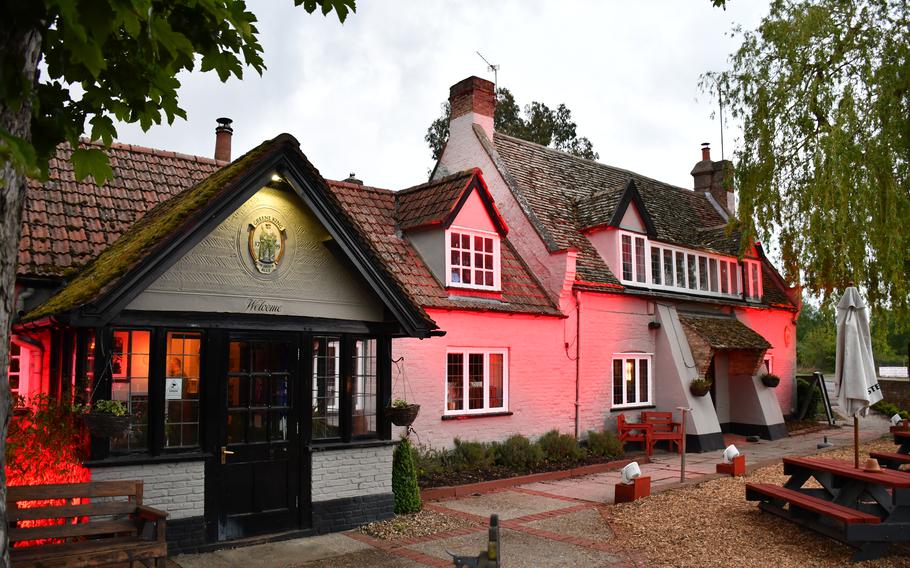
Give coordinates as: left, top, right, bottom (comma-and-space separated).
747, 456, 910, 561
892, 430, 910, 454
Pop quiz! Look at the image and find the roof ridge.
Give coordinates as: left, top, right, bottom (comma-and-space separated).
327, 179, 395, 195
493, 131, 696, 196
77, 137, 228, 166
397, 168, 476, 195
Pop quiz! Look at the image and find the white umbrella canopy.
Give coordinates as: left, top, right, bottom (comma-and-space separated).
834, 287, 883, 417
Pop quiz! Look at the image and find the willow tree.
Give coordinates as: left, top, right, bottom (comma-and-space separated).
0, 1, 353, 564
706, 0, 910, 318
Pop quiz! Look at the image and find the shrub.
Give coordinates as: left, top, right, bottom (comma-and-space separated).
585, 430, 623, 458
495, 434, 544, 470
872, 401, 910, 420
452, 438, 495, 472
392, 437, 421, 514
796, 378, 822, 419
538, 430, 584, 464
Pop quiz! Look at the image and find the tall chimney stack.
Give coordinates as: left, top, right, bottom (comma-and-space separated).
690, 143, 735, 215
448, 77, 495, 141
214, 117, 233, 162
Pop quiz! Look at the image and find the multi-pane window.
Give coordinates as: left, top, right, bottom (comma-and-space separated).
612, 354, 651, 408
8, 342, 26, 398
226, 340, 291, 446
445, 349, 507, 415
312, 336, 341, 439
352, 338, 377, 437
165, 332, 201, 448
621, 231, 759, 301
447, 229, 500, 290
111, 330, 151, 452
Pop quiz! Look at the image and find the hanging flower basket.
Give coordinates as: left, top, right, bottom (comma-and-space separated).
760, 373, 781, 388
690, 379, 711, 397
386, 402, 420, 427
83, 413, 132, 438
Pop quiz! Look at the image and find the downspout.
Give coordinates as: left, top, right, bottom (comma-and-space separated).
574, 289, 581, 439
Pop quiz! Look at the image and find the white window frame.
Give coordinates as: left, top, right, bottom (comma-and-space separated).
444, 348, 509, 416
445, 226, 501, 291
611, 353, 653, 409
744, 260, 764, 301
8, 341, 30, 398
615, 229, 754, 301
764, 354, 774, 374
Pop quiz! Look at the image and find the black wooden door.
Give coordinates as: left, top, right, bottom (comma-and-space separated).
217, 337, 300, 540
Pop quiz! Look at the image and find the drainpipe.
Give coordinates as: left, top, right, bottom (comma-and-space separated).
574, 289, 582, 439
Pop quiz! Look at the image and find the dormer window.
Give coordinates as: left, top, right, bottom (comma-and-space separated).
446, 227, 501, 290
744, 260, 763, 301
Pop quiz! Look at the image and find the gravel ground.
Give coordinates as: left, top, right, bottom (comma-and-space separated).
359, 509, 478, 541
608, 438, 910, 568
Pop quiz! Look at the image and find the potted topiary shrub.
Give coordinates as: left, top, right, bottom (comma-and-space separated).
82, 400, 131, 438
690, 377, 712, 397
386, 398, 420, 427
760, 373, 781, 388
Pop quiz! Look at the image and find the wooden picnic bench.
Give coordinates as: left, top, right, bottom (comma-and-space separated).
870, 450, 910, 470
7, 480, 168, 568
641, 411, 683, 455
747, 456, 910, 561
893, 430, 910, 454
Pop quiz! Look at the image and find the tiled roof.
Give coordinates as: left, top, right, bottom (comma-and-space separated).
19, 140, 223, 277
328, 176, 561, 317
396, 170, 475, 230
485, 132, 794, 307
678, 313, 772, 350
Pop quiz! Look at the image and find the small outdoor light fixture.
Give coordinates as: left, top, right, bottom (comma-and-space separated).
620, 461, 642, 485
271, 173, 282, 182
722, 444, 740, 464
891, 413, 904, 426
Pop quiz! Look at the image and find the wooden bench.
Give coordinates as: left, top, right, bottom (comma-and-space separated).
617, 414, 652, 456
746, 483, 881, 525
8, 480, 168, 568
641, 411, 683, 454
870, 451, 910, 470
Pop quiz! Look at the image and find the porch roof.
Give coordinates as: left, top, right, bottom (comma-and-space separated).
678, 313, 771, 350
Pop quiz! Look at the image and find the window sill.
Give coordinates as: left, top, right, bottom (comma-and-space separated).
308, 438, 396, 452
85, 451, 209, 468
610, 404, 656, 412
442, 411, 513, 421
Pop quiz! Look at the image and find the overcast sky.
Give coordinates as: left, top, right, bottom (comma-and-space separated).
112, 1, 771, 191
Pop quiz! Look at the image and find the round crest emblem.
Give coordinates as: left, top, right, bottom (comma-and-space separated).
248, 214, 286, 274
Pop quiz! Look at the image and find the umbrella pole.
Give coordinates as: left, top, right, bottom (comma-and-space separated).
854, 415, 860, 469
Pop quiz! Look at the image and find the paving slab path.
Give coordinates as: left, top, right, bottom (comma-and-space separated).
172, 414, 890, 567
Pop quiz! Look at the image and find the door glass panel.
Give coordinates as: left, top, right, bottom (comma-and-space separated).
270, 411, 288, 441
312, 336, 340, 439
251, 375, 268, 406
229, 341, 248, 373
228, 375, 248, 408
249, 411, 268, 443
226, 412, 245, 444
271, 375, 289, 407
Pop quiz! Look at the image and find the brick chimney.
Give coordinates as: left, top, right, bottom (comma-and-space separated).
691, 143, 735, 215
214, 117, 233, 162
448, 76, 495, 141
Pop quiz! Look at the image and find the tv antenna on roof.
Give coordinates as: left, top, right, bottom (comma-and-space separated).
476, 51, 499, 94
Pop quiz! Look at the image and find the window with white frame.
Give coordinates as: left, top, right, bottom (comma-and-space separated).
745, 260, 763, 301
445, 349, 507, 415
8, 342, 28, 398
446, 228, 501, 290
615, 230, 761, 301
612, 354, 652, 408
764, 355, 773, 374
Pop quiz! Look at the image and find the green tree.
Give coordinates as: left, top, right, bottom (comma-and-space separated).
425, 87, 598, 161
0, 1, 353, 562
704, 0, 910, 319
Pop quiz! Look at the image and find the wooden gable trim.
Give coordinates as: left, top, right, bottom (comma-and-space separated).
607, 179, 657, 237
442, 170, 509, 236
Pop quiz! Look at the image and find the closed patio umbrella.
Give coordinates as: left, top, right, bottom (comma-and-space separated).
834, 286, 883, 468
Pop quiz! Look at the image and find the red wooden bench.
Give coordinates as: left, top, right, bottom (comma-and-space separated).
870, 451, 910, 470
746, 483, 881, 525
7, 480, 168, 568
617, 414, 652, 456
641, 411, 683, 455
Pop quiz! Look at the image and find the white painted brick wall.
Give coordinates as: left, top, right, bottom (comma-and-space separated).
311, 446, 393, 502
91, 461, 204, 520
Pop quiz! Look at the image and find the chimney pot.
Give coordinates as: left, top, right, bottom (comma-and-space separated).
701, 142, 711, 161
344, 172, 363, 185
691, 142, 735, 215
214, 117, 233, 162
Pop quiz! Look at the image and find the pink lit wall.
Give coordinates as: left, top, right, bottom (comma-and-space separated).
735, 306, 798, 414
392, 308, 573, 448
